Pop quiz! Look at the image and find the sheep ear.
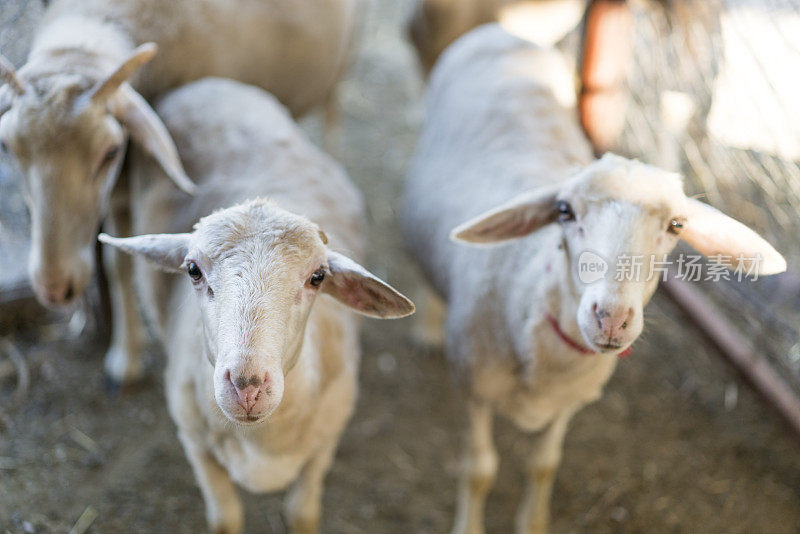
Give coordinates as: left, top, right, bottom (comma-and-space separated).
0, 52, 27, 95
450, 186, 560, 244
109, 84, 197, 195
680, 199, 786, 276
0, 53, 25, 118
0, 85, 12, 118
93, 44, 195, 194
322, 251, 415, 319
90, 43, 157, 102
99, 232, 191, 273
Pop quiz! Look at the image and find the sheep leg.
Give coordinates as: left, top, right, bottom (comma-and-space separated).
452, 400, 498, 534
103, 186, 146, 385
284, 443, 337, 534
515, 409, 575, 534
183, 438, 243, 534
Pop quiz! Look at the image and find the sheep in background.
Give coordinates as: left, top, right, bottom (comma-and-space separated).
402, 24, 785, 534
408, 0, 585, 73
101, 77, 414, 533
0, 0, 357, 383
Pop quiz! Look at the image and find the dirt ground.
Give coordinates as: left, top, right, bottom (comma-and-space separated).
2, 1, 800, 533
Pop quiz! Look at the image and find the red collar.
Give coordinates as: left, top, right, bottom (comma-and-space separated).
546, 313, 632, 358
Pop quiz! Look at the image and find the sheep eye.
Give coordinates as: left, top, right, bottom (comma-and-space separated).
102, 145, 121, 166
310, 268, 326, 287
668, 218, 684, 234
94, 146, 122, 179
556, 201, 575, 222
0, 141, 7, 154
187, 261, 203, 282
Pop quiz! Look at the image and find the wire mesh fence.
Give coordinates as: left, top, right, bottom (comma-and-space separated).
619, 0, 800, 389
0, 0, 43, 292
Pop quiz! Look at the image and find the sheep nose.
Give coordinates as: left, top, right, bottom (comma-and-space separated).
228, 371, 269, 413
593, 303, 633, 339
42, 279, 75, 306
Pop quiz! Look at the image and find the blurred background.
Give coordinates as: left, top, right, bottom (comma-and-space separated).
1, 0, 800, 532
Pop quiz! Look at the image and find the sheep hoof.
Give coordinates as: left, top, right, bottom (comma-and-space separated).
103, 345, 144, 387
103, 376, 123, 396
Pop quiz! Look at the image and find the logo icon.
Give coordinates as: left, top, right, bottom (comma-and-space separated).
578, 251, 608, 284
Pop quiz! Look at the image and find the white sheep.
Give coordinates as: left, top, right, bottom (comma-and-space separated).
402, 24, 786, 534
100, 77, 414, 533
0, 0, 356, 383
408, 0, 585, 73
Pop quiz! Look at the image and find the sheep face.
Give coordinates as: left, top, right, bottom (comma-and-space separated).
191, 204, 334, 424
0, 78, 126, 307
452, 153, 785, 354
99, 200, 414, 426
0, 44, 192, 308
555, 156, 686, 352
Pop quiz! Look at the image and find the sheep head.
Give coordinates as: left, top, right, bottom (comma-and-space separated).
100, 199, 414, 425
451, 153, 786, 355
0, 43, 194, 308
